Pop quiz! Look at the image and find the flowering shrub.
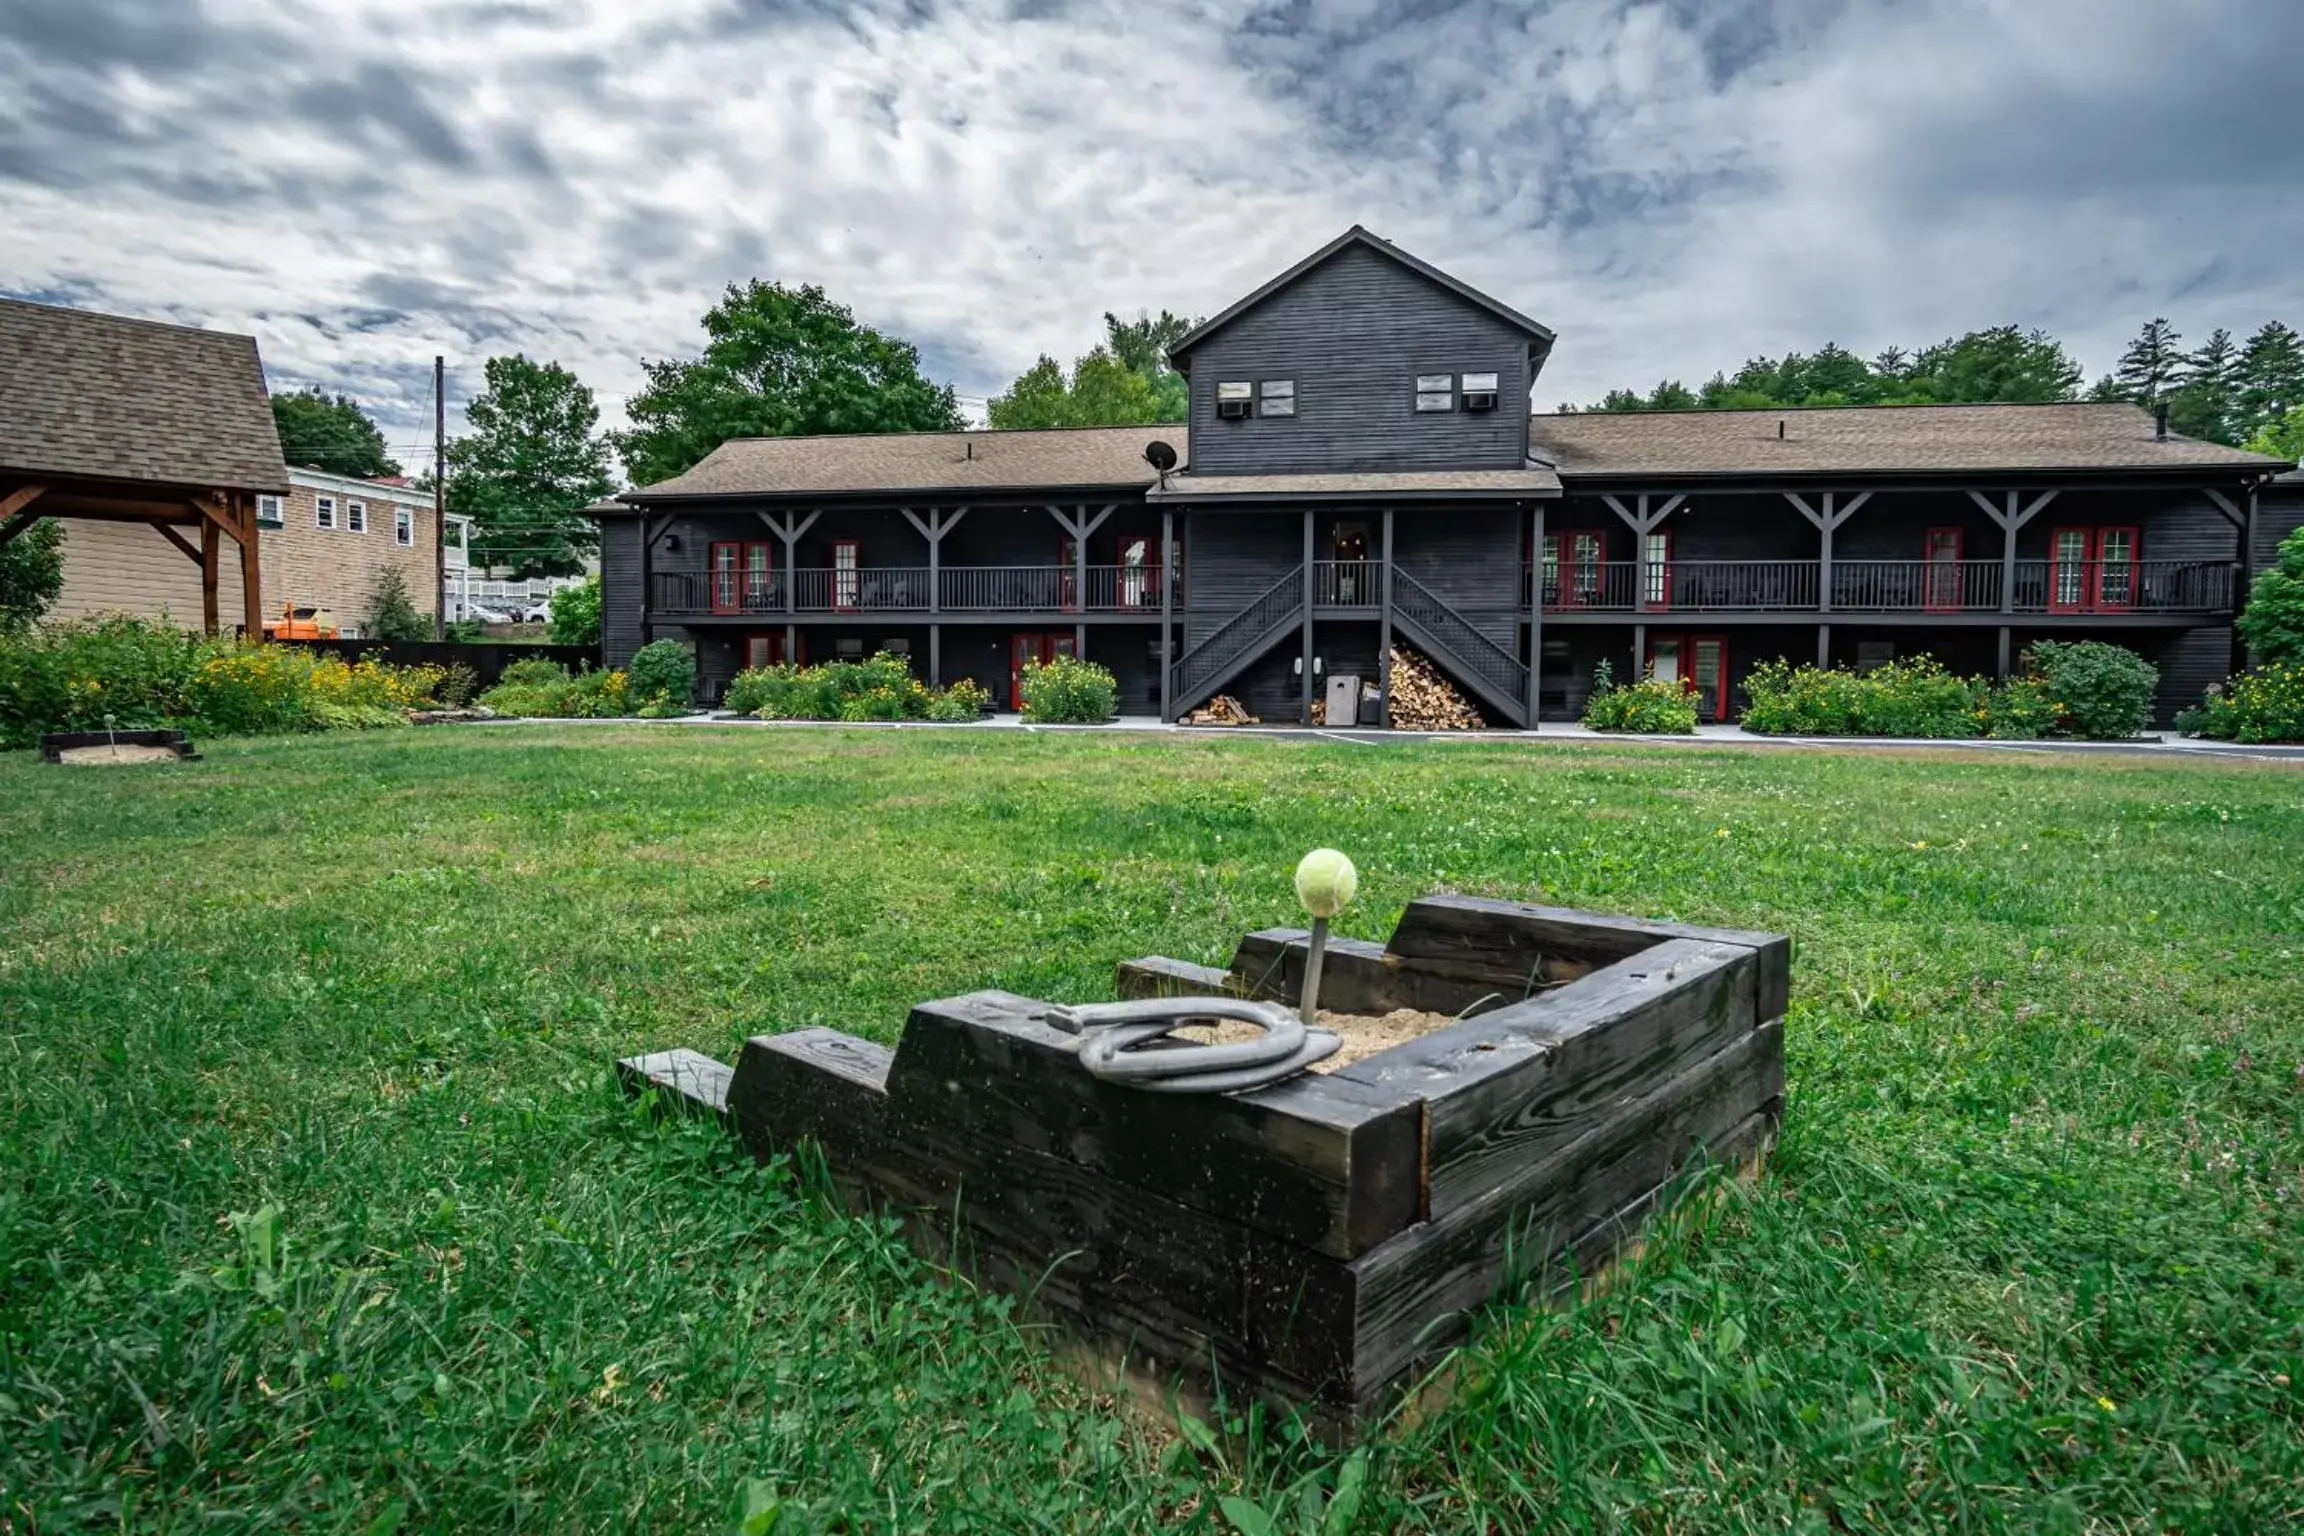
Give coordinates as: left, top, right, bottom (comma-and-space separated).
728, 652, 987, 722
1019, 654, 1117, 724
0, 616, 451, 748
477, 666, 629, 719
1581, 676, 1699, 734
2176, 661, 2304, 743
1740, 646, 2157, 740
1740, 657, 1983, 738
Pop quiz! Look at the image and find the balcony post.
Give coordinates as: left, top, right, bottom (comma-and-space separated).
1301, 508, 1315, 725
1526, 502, 1543, 725
1786, 491, 1869, 617
1379, 507, 1394, 728
2204, 484, 2256, 671
1997, 626, 2011, 679
1160, 509, 1174, 722
1967, 489, 2055, 618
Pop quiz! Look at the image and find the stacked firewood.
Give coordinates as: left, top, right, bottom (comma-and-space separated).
1184, 694, 1260, 726
1309, 698, 1327, 727
1388, 646, 1486, 731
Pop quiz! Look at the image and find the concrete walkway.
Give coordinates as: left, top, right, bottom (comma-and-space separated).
487, 711, 2304, 763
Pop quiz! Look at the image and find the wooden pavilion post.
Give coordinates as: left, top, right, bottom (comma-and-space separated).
200, 515, 220, 636
239, 494, 263, 641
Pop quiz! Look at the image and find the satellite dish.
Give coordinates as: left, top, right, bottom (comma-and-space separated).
1144, 440, 1178, 472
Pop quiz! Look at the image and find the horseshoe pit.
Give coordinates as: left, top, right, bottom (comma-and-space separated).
620, 893, 1789, 1434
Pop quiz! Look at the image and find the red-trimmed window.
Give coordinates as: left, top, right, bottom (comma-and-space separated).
1647, 633, 1730, 721
710, 541, 742, 613
1545, 529, 1605, 610
2095, 526, 2138, 611
832, 540, 859, 611
742, 541, 773, 609
1641, 529, 1671, 610
1923, 526, 1963, 612
2049, 526, 2092, 613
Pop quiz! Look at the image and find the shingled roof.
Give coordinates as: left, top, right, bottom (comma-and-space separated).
626, 424, 1178, 501
1529, 402, 2283, 479
0, 298, 286, 493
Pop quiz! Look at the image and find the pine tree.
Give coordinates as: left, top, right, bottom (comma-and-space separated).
2237, 321, 2304, 443
2113, 318, 2185, 406
2167, 328, 2238, 443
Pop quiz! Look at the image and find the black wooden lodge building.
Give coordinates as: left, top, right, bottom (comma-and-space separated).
596, 228, 2294, 726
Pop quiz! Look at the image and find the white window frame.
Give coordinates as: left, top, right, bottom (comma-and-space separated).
346, 499, 366, 534
1259, 379, 1297, 418
1414, 374, 1455, 413
256, 493, 284, 528
394, 506, 414, 546
315, 494, 336, 530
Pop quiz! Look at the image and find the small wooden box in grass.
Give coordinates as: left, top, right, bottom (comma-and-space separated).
620, 894, 1788, 1433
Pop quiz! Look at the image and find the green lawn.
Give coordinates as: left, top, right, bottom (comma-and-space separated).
3, 727, 2300, 1533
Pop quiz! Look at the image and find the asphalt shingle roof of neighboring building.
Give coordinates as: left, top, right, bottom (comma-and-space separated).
0, 298, 287, 493
1528, 402, 2285, 478
627, 424, 1180, 500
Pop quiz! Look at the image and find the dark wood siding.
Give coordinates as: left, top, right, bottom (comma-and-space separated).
1183, 513, 1300, 647
1392, 508, 1522, 646
2257, 483, 2303, 574
1184, 244, 1532, 476
602, 517, 643, 667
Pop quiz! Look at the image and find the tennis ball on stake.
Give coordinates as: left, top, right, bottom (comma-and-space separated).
1294, 848, 1358, 919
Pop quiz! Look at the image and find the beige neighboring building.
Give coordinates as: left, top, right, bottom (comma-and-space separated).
54, 466, 469, 637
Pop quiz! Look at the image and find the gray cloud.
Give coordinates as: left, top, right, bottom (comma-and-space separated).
0, 0, 2296, 457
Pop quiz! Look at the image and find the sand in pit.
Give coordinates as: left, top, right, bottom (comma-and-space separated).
1171, 1006, 1464, 1073
57, 744, 184, 765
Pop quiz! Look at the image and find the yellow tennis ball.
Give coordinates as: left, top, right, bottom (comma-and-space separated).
1294, 848, 1358, 918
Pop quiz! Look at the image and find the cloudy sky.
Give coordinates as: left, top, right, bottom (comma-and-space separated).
3, 0, 2297, 469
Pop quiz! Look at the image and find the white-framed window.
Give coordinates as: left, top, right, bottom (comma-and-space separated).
347, 499, 366, 534
1259, 379, 1297, 418
1460, 371, 1500, 412
395, 506, 414, 546
315, 494, 336, 530
1414, 374, 1455, 412
256, 493, 284, 528
1216, 380, 1253, 420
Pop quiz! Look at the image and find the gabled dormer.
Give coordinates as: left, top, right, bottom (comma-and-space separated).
1165, 226, 1555, 478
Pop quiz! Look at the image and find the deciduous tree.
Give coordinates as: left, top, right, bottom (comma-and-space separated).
615, 282, 962, 486
271, 388, 399, 477
447, 355, 613, 578
0, 517, 64, 632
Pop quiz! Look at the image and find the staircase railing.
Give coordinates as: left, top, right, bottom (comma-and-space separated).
1391, 567, 1528, 718
1169, 567, 1306, 709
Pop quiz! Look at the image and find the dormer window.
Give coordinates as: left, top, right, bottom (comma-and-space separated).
1216, 381, 1253, 420
1460, 372, 1500, 412
1259, 379, 1296, 418
1414, 374, 1454, 412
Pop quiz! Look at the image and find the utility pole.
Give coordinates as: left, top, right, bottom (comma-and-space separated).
433, 355, 447, 640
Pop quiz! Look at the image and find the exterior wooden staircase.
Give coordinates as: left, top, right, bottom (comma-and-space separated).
1168, 568, 1305, 717
1389, 568, 1529, 727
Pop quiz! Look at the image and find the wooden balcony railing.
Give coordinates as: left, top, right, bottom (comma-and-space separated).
1524, 558, 2234, 616
1313, 560, 1382, 607
652, 565, 1180, 616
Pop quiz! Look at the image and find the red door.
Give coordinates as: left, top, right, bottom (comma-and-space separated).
1923, 527, 1962, 612
1647, 633, 1729, 721
745, 631, 793, 670
2094, 527, 2138, 611
832, 540, 860, 611
2049, 527, 2091, 613
1642, 530, 1672, 611
710, 542, 741, 613
1010, 632, 1077, 708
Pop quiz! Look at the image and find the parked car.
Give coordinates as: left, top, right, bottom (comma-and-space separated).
512, 601, 553, 623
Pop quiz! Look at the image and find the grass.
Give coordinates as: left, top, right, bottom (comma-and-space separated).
2, 725, 2300, 1533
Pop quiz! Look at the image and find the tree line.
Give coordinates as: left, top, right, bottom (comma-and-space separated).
1578, 318, 2304, 450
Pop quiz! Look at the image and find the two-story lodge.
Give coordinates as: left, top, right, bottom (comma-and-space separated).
592, 228, 2296, 726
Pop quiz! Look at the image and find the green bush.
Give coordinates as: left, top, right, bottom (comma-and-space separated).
1019, 654, 1117, 724
2176, 661, 2304, 743
477, 666, 630, 719
498, 656, 571, 688
1740, 656, 1983, 738
2237, 523, 2304, 666
926, 678, 991, 721
0, 615, 458, 746
728, 651, 993, 723
627, 639, 696, 708
435, 663, 482, 707
364, 568, 431, 642
1979, 675, 2059, 740
2027, 640, 2157, 740
548, 574, 603, 647
1581, 676, 1698, 734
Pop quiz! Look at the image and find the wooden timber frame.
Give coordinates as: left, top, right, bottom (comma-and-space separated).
621, 895, 1789, 1435
0, 475, 265, 638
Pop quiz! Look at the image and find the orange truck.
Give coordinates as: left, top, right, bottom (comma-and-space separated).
263, 605, 338, 640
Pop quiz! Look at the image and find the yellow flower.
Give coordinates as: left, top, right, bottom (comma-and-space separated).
1716, 827, 1731, 838
2097, 1396, 2118, 1413
1911, 841, 1928, 851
